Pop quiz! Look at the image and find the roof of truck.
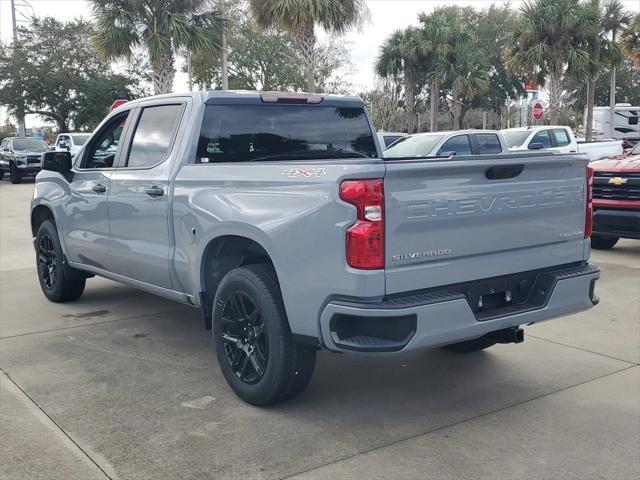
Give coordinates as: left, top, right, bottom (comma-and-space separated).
121, 90, 364, 108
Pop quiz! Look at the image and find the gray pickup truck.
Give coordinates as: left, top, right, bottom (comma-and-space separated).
32, 91, 600, 405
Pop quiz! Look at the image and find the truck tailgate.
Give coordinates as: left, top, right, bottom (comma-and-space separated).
384, 155, 588, 295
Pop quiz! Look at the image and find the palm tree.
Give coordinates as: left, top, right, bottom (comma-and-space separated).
375, 28, 426, 133
506, 0, 591, 125
577, 0, 624, 140
620, 14, 640, 68
417, 7, 466, 132
601, 0, 632, 139
91, 0, 224, 95
249, 0, 367, 93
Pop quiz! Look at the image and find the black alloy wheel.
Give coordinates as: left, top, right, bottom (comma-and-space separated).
220, 291, 269, 384
38, 233, 57, 290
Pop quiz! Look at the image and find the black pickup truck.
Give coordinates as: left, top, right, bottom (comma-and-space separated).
0, 137, 51, 183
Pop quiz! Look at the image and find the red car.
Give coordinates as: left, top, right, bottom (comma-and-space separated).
590, 142, 640, 249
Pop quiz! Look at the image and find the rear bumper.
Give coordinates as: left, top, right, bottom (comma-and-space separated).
593, 208, 640, 239
320, 263, 600, 353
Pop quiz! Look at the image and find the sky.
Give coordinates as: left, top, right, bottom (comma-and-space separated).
1, 0, 639, 126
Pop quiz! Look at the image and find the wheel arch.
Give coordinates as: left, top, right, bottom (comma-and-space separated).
199, 234, 280, 328
31, 204, 56, 237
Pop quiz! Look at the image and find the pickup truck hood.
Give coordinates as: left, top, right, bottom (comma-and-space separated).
591, 155, 640, 172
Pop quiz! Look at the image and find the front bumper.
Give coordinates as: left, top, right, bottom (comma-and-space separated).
16, 164, 42, 175
320, 263, 600, 353
593, 208, 640, 239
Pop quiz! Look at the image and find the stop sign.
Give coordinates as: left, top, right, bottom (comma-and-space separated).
110, 99, 128, 111
532, 101, 544, 121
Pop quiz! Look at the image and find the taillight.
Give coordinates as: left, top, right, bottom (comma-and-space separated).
340, 179, 385, 269
585, 166, 594, 238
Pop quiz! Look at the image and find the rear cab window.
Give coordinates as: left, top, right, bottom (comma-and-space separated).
474, 133, 502, 154
125, 104, 183, 168
552, 128, 571, 146
196, 103, 377, 163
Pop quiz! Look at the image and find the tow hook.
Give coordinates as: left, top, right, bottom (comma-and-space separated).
490, 327, 524, 344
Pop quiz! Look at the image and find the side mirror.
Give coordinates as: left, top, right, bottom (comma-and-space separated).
42, 151, 73, 180
528, 142, 544, 150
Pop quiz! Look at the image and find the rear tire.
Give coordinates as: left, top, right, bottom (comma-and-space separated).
590, 235, 619, 250
212, 264, 316, 406
443, 335, 497, 353
9, 164, 21, 184
36, 220, 86, 302
0, 170, 4, 180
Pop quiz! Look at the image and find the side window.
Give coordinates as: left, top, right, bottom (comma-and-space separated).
475, 133, 502, 154
384, 135, 402, 147
530, 130, 552, 148
125, 104, 183, 168
81, 111, 129, 169
552, 128, 570, 147
439, 135, 472, 156
1, 140, 7, 150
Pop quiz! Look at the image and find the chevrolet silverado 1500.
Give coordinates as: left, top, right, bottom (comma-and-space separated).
32, 91, 600, 405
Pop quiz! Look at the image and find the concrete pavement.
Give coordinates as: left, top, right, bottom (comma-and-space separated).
1, 181, 639, 480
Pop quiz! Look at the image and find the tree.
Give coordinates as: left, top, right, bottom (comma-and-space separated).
248, 0, 367, 93
361, 79, 404, 132
467, 5, 525, 118
620, 14, 640, 67
187, 9, 354, 93
601, 0, 632, 138
91, 0, 224, 94
375, 27, 426, 133
0, 18, 144, 132
507, 0, 591, 124
417, 7, 464, 132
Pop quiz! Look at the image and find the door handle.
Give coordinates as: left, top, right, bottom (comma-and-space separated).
145, 185, 164, 197
485, 164, 525, 180
92, 184, 107, 193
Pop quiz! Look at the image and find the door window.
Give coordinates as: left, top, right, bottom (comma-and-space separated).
438, 135, 472, 155
530, 130, 552, 148
552, 129, 570, 147
81, 111, 129, 169
125, 104, 183, 168
474, 133, 502, 154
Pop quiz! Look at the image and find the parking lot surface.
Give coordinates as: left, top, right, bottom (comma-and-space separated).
1, 181, 639, 480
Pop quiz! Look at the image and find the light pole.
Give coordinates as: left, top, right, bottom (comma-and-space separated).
10, 0, 26, 138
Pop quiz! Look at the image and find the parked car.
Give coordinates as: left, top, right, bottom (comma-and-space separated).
0, 137, 50, 183
589, 142, 640, 249
377, 131, 409, 149
32, 91, 600, 405
55, 133, 91, 158
384, 130, 508, 158
501, 126, 622, 161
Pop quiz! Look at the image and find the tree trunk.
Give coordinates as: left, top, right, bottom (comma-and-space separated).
609, 66, 616, 139
451, 81, 463, 130
404, 66, 416, 133
430, 78, 439, 132
296, 21, 316, 93
585, 78, 596, 141
547, 71, 562, 125
151, 50, 176, 95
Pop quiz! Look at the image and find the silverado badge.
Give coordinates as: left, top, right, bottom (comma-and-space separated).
608, 177, 628, 186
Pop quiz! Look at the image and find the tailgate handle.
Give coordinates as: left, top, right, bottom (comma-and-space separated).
485, 164, 524, 180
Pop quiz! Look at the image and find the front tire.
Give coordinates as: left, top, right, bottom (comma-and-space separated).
590, 235, 619, 250
212, 264, 316, 406
36, 220, 86, 302
9, 164, 21, 184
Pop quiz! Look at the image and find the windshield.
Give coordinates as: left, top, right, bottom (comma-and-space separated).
502, 130, 531, 148
12, 138, 49, 152
383, 134, 445, 158
631, 143, 640, 155
71, 134, 90, 146
197, 104, 377, 162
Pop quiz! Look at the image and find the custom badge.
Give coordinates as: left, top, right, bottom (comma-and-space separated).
281, 168, 327, 178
